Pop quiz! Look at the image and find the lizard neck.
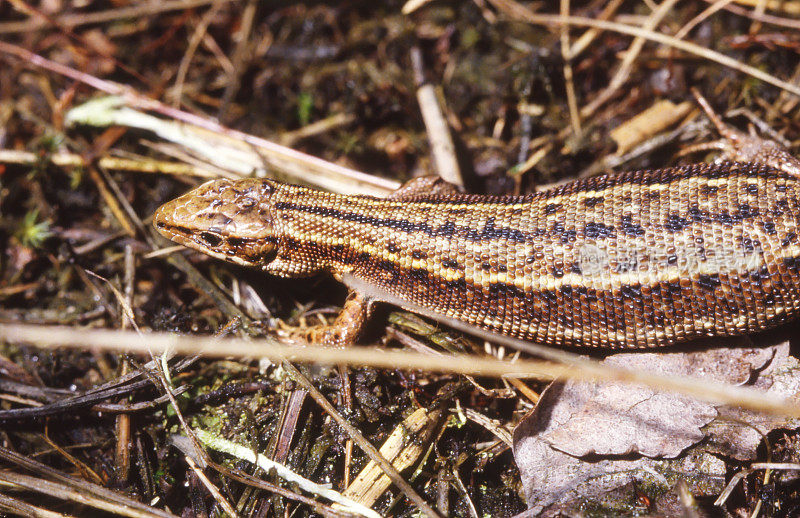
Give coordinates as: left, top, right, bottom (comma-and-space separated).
266, 183, 392, 278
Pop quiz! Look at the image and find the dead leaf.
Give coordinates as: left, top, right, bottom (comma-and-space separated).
512, 344, 792, 514
513, 426, 726, 515
610, 100, 692, 155
705, 342, 800, 460
536, 346, 772, 458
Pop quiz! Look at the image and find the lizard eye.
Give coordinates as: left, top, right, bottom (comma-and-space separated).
199, 231, 223, 248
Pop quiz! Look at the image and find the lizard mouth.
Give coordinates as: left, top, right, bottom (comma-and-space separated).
154, 215, 279, 267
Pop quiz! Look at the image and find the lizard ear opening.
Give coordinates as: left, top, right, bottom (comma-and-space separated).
259, 244, 278, 265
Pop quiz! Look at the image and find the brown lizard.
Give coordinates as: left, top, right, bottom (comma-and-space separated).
154, 100, 800, 349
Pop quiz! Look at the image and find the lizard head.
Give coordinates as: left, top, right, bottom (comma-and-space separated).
154, 178, 279, 268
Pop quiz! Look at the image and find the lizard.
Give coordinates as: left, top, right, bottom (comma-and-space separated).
153, 99, 800, 350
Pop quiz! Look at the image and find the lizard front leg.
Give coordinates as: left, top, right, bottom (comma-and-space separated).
299, 291, 373, 347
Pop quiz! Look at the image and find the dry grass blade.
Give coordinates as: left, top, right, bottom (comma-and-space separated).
66, 97, 400, 196
0, 471, 176, 518
559, 0, 581, 134
675, 0, 737, 40
283, 361, 442, 518
342, 407, 445, 507
183, 454, 238, 518
195, 430, 381, 518
566, 0, 625, 58
0, 149, 213, 177
486, 0, 800, 98
161, 252, 253, 325
2, 323, 800, 418
0, 447, 177, 518
0, 0, 236, 34
580, 0, 680, 117
0, 493, 74, 518
0, 40, 400, 195
411, 47, 463, 187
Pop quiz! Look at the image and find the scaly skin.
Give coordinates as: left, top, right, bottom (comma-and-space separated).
155, 158, 800, 349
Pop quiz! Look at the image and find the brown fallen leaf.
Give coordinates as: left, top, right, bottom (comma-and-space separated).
512, 343, 797, 514
609, 99, 692, 155
705, 342, 800, 460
